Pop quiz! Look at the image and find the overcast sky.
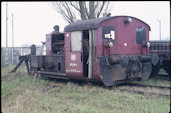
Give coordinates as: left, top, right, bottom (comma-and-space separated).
1, 1, 170, 47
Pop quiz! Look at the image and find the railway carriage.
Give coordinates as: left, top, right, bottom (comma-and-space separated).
150, 41, 170, 75
12, 16, 159, 86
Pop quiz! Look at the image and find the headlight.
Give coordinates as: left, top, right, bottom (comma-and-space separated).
108, 42, 113, 47
146, 42, 150, 47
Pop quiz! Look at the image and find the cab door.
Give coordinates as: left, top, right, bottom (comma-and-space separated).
65, 31, 83, 78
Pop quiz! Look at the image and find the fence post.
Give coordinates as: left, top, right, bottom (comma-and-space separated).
4, 47, 9, 66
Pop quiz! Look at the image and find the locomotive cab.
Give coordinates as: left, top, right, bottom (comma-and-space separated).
64, 16, 158, 86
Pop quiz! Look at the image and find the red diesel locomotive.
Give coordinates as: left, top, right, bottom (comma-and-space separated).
12, 16, 159, 86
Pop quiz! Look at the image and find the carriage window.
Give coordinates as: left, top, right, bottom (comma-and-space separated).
157, 46, 160, 50
71, 31, 82, 51
165, 46, 167, 50
102, 26, 115, 40
161, 46, 163, 50
136, 28, 146, 44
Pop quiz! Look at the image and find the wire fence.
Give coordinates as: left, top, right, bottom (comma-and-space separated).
1, 47, 42, 67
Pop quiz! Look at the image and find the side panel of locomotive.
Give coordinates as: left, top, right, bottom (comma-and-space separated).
65, 31, 84, 79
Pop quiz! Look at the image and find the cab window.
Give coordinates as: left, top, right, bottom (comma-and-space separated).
136, 28, 146, 44
102, 26, 115, 42
71, 31, 82, 51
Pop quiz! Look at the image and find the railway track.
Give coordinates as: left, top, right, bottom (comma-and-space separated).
114, 83, 171, 97
34, 74, 171, 97
123, 83, 170, 90
45, 78, 171, 97
154, 74, 170, 81
157, 73, 170, 76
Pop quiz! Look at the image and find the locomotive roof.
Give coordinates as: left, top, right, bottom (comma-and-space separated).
64, 16, 151, 32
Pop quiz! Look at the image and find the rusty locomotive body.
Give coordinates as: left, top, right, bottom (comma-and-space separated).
150, 41, 170, 75
12, 16, 159, 86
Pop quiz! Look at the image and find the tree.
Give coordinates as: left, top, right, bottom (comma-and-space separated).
49, 1, 112, 24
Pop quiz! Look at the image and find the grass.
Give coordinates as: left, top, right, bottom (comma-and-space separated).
159, 69, 168, 75
1, 65, 170, 113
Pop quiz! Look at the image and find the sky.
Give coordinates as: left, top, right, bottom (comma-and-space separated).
1, 1, 170, 47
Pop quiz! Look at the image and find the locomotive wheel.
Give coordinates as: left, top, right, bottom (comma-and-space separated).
141, 63, 152, 81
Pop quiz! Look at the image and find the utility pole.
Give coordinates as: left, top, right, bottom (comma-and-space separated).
6, 2, 8, 47
5, 2, 9, 66
12, 13, 14, 64
156, 19, 161, 40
